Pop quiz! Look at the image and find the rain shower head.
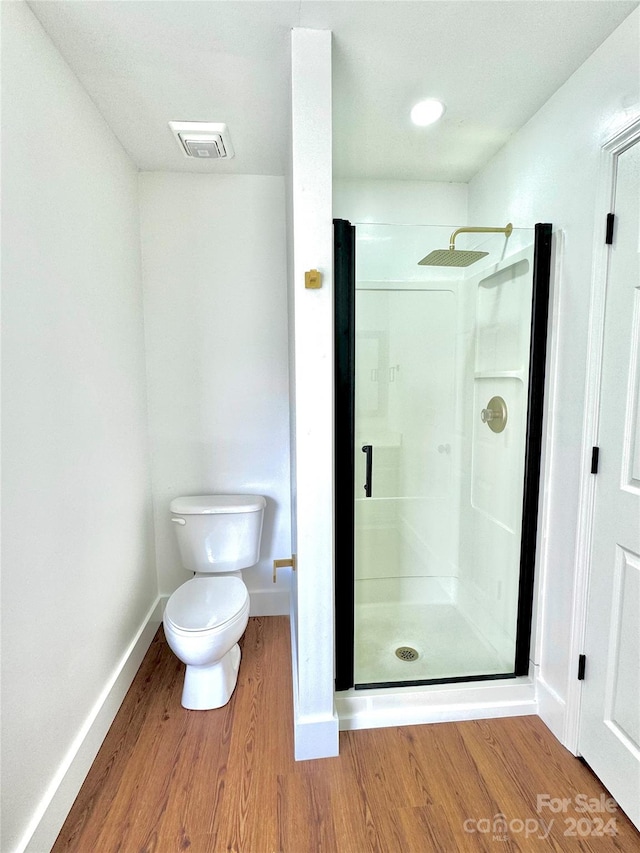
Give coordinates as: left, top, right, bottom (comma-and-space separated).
419, 248, 489, 267
418, 223, 513, 267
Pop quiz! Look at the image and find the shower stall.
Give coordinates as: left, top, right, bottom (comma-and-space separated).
334, 219, 552, 691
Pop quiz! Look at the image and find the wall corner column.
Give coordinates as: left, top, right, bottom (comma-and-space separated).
290, 27, 338, 760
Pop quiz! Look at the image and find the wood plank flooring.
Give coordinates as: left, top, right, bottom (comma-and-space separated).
52, 617, 639, 853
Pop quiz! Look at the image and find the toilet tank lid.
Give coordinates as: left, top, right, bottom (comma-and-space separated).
170, 494, 266, 515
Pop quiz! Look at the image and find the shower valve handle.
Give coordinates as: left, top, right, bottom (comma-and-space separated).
481, 408, 497, 422
481, 396, 508, 433
362, 444, 373, 497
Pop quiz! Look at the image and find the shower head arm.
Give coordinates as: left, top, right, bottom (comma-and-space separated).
449, 223, 513, 251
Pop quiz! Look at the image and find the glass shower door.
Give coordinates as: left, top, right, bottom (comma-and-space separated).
354, 287, 460, 683
334, 220, 552, 690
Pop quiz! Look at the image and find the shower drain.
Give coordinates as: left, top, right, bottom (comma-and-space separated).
395, 646, 419, 662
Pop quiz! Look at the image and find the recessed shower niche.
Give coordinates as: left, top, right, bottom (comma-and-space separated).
334, 220, 551, 690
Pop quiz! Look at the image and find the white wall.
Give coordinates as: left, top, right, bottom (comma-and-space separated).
468, 8, 640, 740
1, 4, 157, 851
138, 173, 291, 613
333, 177, 467, 225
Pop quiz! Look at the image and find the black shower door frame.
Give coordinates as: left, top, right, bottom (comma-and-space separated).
333, 219, 552, 692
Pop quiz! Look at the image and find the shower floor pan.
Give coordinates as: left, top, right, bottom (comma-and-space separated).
354, 600, 514, 687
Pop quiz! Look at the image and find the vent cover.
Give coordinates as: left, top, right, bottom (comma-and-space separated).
168, 121, 235, 160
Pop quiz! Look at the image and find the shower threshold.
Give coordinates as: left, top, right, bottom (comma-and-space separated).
355, 670, 517, 691
336, 674, 537, 732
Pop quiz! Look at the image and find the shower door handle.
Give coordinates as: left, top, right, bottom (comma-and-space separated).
362, 444, 373, 497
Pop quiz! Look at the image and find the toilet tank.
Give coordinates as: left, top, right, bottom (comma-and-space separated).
170, 495, 266, 573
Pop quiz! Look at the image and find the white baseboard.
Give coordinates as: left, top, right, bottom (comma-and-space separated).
20, 598, 164, 853
535, 672, 567, 745
293, 713, 340, 761
248, 586, 291, 617
288, 595, 339, 761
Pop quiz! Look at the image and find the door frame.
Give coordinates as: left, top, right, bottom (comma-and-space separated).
565, 115, 640, 753
333, 218, 356, 691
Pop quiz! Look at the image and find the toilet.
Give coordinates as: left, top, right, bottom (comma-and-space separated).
163, 494, 266, 710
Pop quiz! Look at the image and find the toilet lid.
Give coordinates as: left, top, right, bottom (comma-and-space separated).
165, 577, 248, 632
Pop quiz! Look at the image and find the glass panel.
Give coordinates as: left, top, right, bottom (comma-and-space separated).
353, 223, 535, 686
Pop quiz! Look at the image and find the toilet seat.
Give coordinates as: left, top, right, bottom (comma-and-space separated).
165, 576, 249, 633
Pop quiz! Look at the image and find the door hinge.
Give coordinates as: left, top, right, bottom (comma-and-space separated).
577, 654, 586, 681
605, 213, 615, 245
591, 446, 600, 474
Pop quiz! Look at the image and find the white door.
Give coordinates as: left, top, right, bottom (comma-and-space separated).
579, 137, 640, 829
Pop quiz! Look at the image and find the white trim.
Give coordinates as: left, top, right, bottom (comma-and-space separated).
565, 115, 640, 754
289, 596, 339, 759
19, 597, 165, 853
536, 670, 567, 741
336, 677, 536, 732
248, 586, 291, 617
293, 713, 340, 760
289, 27, 339, 759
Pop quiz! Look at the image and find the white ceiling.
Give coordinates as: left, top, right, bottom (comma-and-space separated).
28, 0, 639, 182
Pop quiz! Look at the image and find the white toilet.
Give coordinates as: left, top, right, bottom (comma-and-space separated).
163, 494, 266, 710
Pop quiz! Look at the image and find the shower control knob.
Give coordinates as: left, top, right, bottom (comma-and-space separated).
481, 396, 508, 433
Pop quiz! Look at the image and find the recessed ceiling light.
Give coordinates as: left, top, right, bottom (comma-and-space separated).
410, 98, 446, 127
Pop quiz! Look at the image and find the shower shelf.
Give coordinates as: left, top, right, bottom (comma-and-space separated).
474, 369, 524, 379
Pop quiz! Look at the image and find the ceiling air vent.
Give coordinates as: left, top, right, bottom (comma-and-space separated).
168, 121, 235, 160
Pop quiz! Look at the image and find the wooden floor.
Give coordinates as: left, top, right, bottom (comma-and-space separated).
53, 617, 639, 853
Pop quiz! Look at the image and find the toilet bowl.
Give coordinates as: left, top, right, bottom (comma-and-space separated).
163, 494, 265, 710
163, 577, 250, 710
